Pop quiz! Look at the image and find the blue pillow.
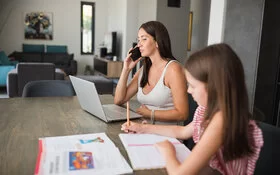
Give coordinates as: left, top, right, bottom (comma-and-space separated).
23, 44, 45, 53
0, 65, 15, 86
46, 45, 67, 53
0, 51, 10, 65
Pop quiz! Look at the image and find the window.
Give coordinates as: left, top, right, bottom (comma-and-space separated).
81, 2, 95, 54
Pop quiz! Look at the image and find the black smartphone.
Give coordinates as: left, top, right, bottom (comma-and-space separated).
129, 47, 141, 61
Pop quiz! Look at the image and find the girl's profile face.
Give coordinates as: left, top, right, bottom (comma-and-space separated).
137, 28, 158, 57
185, 70, 208, 107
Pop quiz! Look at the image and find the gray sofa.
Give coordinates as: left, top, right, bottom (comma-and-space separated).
7, 63, 65, 97
9, 51, 77, 75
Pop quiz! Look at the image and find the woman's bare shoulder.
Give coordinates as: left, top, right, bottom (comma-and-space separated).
166, 61, 185, 76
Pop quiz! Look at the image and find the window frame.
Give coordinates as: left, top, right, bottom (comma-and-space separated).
80, 1, 95, 55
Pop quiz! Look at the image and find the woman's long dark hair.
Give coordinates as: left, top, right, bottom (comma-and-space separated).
185, 43, 253, 161
139, 21, 176, 87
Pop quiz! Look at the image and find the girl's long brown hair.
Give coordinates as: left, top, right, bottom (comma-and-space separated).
139, 21, 176, 87
185, 43, 252, 161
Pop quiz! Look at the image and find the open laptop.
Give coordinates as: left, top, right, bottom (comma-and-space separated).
69, 75, 141, 122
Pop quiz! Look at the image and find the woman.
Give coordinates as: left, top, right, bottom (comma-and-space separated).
121, 43, 263, 174
114, 21, 188, 124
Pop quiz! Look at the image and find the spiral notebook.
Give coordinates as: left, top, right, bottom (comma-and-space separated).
119, 133, 191, 170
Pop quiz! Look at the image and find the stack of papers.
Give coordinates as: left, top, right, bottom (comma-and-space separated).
119, 134, 191, 170
35, 133, 132, 175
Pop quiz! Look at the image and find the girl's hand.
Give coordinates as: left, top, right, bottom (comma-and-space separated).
155, 140, 176, 159
136, 104, 150, 117
121, 121, 142, 133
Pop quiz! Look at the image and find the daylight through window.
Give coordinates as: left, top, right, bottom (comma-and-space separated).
81, 2, 95, 54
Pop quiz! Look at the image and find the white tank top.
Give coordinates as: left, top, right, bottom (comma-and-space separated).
137, 60, 176, 111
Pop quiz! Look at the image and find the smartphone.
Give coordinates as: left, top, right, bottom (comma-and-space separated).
129, 47, 141, 61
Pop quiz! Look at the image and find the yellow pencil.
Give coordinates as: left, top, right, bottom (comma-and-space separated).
127, 101, 130, 126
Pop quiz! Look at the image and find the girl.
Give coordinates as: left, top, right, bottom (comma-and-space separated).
114, 21, 188, 124
121, 43, 263, 175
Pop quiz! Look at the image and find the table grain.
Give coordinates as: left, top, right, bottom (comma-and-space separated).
0, 95, 167, 175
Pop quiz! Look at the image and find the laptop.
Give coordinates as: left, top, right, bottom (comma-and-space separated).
69, 75, 141, 122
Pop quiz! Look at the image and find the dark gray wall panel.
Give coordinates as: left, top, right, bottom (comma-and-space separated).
223, 0, 265, 109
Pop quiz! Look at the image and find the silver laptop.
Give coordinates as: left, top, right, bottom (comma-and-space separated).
69, 75, 141, 122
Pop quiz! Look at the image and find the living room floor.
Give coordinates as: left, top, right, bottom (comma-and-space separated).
0, 87, 8, 98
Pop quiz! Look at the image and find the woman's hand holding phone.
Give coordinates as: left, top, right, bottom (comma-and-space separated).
123, 47, 142, 71
129, 47, 141, 61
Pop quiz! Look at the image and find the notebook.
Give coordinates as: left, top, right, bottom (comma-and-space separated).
69, 75, 141, 123
119, 133, 191, 170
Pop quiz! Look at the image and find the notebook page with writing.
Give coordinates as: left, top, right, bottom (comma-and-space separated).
119, 134, 191, 170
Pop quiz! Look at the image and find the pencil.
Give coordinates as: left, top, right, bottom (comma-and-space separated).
127, 101, 130, 126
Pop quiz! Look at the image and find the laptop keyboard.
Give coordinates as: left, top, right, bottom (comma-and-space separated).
103, 105, 128, 121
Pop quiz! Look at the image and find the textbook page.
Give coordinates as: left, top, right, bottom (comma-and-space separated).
119, 134, 191, 170
36, 133, 133, 175
42, 133, 116, 152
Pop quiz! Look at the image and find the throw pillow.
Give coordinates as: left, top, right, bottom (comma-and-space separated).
0, 51, 11, 65
46, 45, 67, 53
23, 44, 45, 53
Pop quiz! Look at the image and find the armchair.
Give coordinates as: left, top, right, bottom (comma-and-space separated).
7, 63, 65, 97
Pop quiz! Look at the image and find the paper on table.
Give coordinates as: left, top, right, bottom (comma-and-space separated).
119, 134, 191, 170
119, 133, 181, 146
36, 133, 133, 175
42, 133, 115, 152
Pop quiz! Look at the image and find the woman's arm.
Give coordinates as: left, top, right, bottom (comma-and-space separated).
121, 121, 194, 140
114, 54, 142, 105
156, 112, 224, 175
147, 62, 189, 121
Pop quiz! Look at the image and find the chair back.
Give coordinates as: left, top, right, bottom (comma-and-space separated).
22, 80, 76, 97
254, 122, 280, 175
17, 63, 56, 96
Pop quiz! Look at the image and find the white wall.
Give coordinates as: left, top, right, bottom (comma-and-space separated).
156, 0, 190, 63
207, 0, 227, 45
188, 0, 211, 56
125, 0, 139, 58
137, 0, 157, 27
0, 0, 108, 74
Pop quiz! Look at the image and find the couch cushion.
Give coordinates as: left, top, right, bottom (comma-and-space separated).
43, 53, 71, 65
8, 51, 23, 61
46, 45, 67, 53
20, 53, 42, 62
23, 44, 44, 53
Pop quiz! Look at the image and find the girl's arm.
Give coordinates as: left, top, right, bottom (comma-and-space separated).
139, 62, 188, 121
121, 121, 194, 140
114, 55, 142, 105
156, 112, 224, 175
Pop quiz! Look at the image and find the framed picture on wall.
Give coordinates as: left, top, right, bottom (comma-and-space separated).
24, 12, 53, 40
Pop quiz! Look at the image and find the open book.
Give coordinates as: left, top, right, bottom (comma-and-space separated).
119, 134, 191, 170
35, 133, 132, 175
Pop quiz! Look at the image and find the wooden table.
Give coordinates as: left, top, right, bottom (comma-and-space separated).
0, 95, 167, 175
